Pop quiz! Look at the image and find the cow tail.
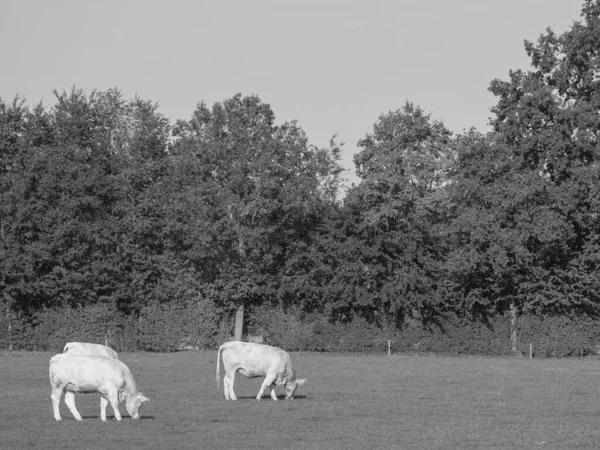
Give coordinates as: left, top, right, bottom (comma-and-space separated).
63, 343, 70, 353
216, 344, 223, 391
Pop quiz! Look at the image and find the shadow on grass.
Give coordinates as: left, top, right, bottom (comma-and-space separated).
233, 394, 307, 401
77, 415, 156, 420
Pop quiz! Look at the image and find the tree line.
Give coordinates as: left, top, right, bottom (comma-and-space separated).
1, 0, 599, 352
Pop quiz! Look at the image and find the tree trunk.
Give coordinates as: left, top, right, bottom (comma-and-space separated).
234, 304, 244, 341
4, 299, 12, 352
7, 321, 12, 352
510, 301, 520, 355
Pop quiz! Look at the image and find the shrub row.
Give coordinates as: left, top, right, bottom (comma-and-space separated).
2, 303, 600, 357
0, 297, 224, 352
248, 306, 600, 357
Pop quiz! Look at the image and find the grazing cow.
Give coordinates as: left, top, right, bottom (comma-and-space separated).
61, 342, 119, 418
63, 342, 119, 360
49, 354, 149, 421
216, 341, 307, 401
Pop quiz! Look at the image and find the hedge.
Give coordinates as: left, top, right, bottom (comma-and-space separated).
0, 297, 223, 352
3, 303, 600, 356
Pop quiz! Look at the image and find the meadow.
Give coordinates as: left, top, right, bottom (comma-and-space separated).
2, 350, 600, 449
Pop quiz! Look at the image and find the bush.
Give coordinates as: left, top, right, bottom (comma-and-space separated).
23, 304, 127, 351
247, 305, 315, 351
0, 310, 35, 351
0, 297, 222, 352
518, 313, 600, 357
391, 313, 513, 355
136, 296, 221, 351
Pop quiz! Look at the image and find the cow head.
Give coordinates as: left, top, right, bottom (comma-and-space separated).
285, 378, 307, 399
125, 392, 150, 419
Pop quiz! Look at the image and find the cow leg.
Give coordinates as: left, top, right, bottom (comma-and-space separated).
107, 390, 122, 421
256, 375, 277, 401
100, 396, 109, 421
223, 374, 236, 400
270, 385, 278, 401
64, 391, 83, 421
51, 385, 64, 421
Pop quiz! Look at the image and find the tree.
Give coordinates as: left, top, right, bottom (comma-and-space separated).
0, 96, 32, 347
482, 0, 600, 314
0, 88, 174, 318
52, 87, 170, 159
434, 1, 600, 353
171, 94, 343, 339
0, 144, 124, 312
342, 102, 453, 323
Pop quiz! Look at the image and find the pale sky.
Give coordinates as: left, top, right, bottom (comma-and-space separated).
0, 0, 584, 187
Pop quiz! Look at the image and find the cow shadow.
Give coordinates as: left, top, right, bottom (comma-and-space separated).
235, 394, 307, 401
79, 415, 156, 420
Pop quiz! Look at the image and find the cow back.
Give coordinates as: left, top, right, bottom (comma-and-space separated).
63, 342, 119, 360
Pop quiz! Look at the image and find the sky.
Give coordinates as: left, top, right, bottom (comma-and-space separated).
0, 0, 585, 187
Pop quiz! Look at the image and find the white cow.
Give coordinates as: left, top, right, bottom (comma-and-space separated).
216, 341, 307, 401
49, 354, 149, 421
62, 341, 119, 418
63, 342, 119, 360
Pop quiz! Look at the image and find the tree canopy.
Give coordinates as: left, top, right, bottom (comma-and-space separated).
1, 0, 600, 342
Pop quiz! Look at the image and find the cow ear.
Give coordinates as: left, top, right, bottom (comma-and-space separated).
296, 379, 307, 386
139, 393, 150, 403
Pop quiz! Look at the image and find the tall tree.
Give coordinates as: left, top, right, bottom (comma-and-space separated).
482, 0, 600, 315
171, 94, 342, 339
0, 143, 124, 312
0, 96, 32, 345
342, 102, 453, 322
0, 88, 173, 317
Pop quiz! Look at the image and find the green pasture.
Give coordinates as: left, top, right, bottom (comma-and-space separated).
1, 351, 599, 449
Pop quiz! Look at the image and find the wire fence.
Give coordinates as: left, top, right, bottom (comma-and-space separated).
336, 338, 398, 355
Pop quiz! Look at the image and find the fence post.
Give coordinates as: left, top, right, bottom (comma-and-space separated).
529, 343, 532, 359
388, 340, 391, 356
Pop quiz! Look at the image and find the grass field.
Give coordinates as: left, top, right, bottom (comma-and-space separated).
2, 351, 600, 449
